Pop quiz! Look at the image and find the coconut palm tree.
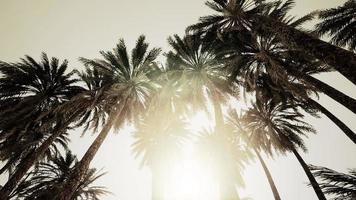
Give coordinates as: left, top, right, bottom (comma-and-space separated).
132, 110, 188, 200
196, 125, 251, 200
167, 34, 233, 128
227, 109, 281, 200
222, 14, 356, 143
316, 0, 356, 52
56, 35, 161, 200
10, 150, 109, 200
0, 53, 83, 198
242, 99, 327, 200
187, 0, 356, 85
201, 0, 356, 115
310, 165, 356, 200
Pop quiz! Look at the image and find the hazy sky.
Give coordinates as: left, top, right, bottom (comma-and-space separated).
0, 0, 355, 200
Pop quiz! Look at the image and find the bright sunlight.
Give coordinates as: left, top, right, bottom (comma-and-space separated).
154, 95, 248, 200
164, 145, 219, 200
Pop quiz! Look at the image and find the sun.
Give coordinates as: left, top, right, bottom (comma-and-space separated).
163, 144, 219, 200
147, 111, 218, 200
156, 98, 244, 200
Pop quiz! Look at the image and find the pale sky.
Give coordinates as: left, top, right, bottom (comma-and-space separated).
0, 0, 355, 200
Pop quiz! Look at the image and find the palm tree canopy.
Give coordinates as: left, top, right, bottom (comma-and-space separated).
316, 0, 356, 51
242, 99, 315, 155
310, 165, 356, 200
11, 150, 109, 200
74, 35, 162, 130
187, 0, 310, 35
0, 53, 82, 130
0, 53, 81, 102
186, 0, 263, 34
167, 34, 233, 112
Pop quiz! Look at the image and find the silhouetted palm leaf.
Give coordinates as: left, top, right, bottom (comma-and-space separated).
310, 165, 356, 200
316, 0, 356, 51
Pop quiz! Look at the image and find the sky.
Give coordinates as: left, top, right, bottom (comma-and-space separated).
0, 0, 355, 200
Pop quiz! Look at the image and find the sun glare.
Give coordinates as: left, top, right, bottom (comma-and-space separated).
144, 112, 219, 200
152, 98, 245, 200
164, 144, 219, 200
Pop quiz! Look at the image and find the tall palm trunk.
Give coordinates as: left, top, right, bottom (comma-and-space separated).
211, 92, 240, 200
0, 116, 75, 199
256, 15, 356, 85
309, 99, 356, 144
56, 99, 127, 200
254, 149, 281, 200
218, 178, 240, 200
291, 147, 326, 200
302, 74, 356, 115
151, 168, 164, 200
211, 91, 224, 129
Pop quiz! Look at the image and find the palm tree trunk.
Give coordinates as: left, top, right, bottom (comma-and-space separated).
56, 99, 127, 200
256, 15, 356, 85
0, 117, 74, 199
56, 116, 114, 200
219, 179, 240, 200
0, 161, 12, 176
211, 91, 224, 129
302, 75, 356, 115
254, 149, 281, 200
151, 169, 164, 200
309, 99, 356, 144
291, 147, 326, 200
213, 100, 224, 127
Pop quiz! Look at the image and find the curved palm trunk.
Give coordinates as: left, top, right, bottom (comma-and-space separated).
56, 100, 127, 200
303, 75, 356, 115
56, 117, 113, 200
309, 99, 356, 144
254, 149, 281, 200
256, 15, 356, 85
291, 147, 326, 200
0, 117, 74, 199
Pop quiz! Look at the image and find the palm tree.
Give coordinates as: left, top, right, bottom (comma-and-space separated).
132, 111, 188, 200
166, 37, 240, 199
242, 99, 327, 200
196, 125, 251, 200
56, 35, 161, 200
316, 0, 356, 52
0, 53, 83, 198
221, 10, 356, 143
167, 34, 232, 128
227, 109, 281, 200
310, 165, 356, 200
10, 150, 109, 200
187, 0, 356, 85
203, 0, 356, 115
